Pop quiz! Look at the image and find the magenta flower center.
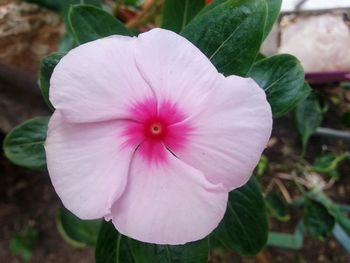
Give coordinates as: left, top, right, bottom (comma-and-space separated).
146, 121, 165, 139
123, 98, 191, 164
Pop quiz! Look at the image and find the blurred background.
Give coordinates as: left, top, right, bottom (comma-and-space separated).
0, 0, 350, 262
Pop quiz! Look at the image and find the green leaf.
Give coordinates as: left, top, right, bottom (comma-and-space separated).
95, 221, 209, 263
58, 33, 77, 52
69, 5, 133, 44
213, 177, 268, 256
312, 153, 350, 179
10, 226, 39, 262
199, 0, 226, 13
57, 207, 102, 247
129, 238, 209, 263
263, 0, 282, 39
255, 52, 266, 62
96, 221, 134, 263
265, 191, 290, 221
23, 0, 62, 11
39, 52, 66, 110
181, 0, 267, 76
248, 54, 308, 118
256, 155, 269, 177
294, 93, 323, 155
303, 198, 335, 240
32, 0, 103, 14
337, 214, 350, 236
162, 0, 205, 33
3, 117, 49, 171
62, 0, 102, 20
308, 191, 350, 236
267, 221, 304, 250
62, 0, 103, 36
333, 224, 350, 254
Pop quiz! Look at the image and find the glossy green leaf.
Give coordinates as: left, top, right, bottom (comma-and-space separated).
96, 221, 209, 263
263, 0, 282, 39
162, 0, 205, 33
39, 52, 66, 111
57, 207, 102, 247
62, 0, 103, 37
248, 54, 308, 118
213, 177, 268, 256
181, 0, 267, 76
69, 5, 133, 44
267, 221, 304, 250
304, 198, 335, 240
265, 191, 290, 221
3, 117, 49, 171
294, 93, 323, 155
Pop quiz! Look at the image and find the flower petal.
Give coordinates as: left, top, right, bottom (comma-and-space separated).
50, 35, 153, 122
173, 75, 272, 191
45, 111, 135, 219
109, 146, 228, 245
135, 28, 219, 114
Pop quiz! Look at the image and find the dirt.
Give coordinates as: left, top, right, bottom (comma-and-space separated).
260, 88, 350, 263
0, 136, 94, 263
0, 0, 62, 75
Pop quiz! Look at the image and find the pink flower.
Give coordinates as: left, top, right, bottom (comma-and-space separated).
45, 28, 272, 245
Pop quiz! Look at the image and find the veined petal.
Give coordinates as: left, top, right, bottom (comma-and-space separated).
173, 75, 272, 191
135, 28, 219, 115
109, 146, 228, 245
45, 111, 135, 219
50, 35, 153, 123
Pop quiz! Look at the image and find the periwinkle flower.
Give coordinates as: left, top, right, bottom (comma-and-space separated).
45, 28, 272, 245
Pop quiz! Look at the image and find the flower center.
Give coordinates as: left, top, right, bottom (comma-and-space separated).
150, 123, 162, 135
145, 121, 166, 140
123, 98, 192, 164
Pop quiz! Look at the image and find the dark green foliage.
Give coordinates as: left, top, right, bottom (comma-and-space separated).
294, 93, 323, 154
304, 198, 335, 240
57, 208, 102, 247
69, 5, 133, 44
3, 117, 49, 170
182, 0, 267, 76
213, 177, 268, 255
162, 0, 205, 33
95, 221, 209, 263
248, 54, 309, 118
